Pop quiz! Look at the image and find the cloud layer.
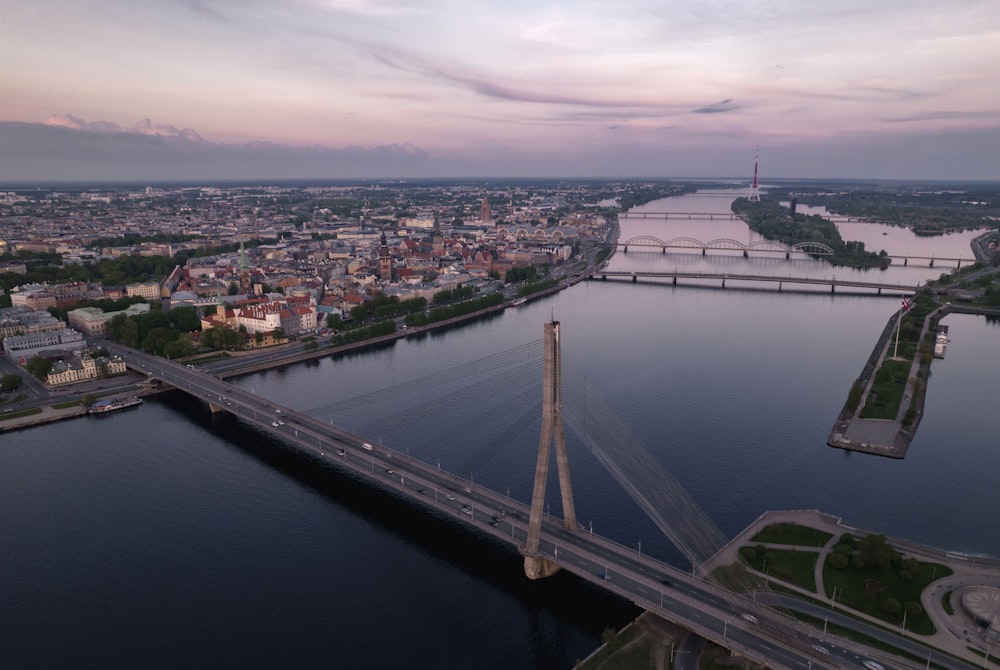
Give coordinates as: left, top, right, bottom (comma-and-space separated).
1, 0, 999, 180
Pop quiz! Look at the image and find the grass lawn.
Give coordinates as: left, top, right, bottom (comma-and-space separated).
822, 550, 952, 635
750, 522, 833, 547
576, 624, 658, 670
742, 548, 818, 593
860, 357, 912, 419
0, 407, 43, 421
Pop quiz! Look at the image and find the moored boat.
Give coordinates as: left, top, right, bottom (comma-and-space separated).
88, 397, 143, 415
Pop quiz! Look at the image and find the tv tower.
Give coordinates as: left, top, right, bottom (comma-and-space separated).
749, 143, 761, 202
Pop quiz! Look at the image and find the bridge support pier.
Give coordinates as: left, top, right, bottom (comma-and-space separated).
778, 282, 782, 292
661, 247, 666, 254
785, 251, 790, 259
523, 321, 577, 581
742, 250, 748, 258
631, 274, 637, 283
929, 258, 934, 268
523, 555, 562, 580
904, 257, 908, 266
623, 246, 628, 254
831, 283, 836, 294
721, 278, 726, 288
877, 287, 882, 295
672, 276, 677, 286
208, 402, 224, 414
701, 248, 706, 256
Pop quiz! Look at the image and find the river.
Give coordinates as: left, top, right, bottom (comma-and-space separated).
1, 190, 996, 668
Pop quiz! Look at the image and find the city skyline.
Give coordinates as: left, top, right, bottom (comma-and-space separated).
2, 0, 999, 181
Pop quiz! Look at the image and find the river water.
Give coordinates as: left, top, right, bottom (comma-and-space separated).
1, 190, 996, 668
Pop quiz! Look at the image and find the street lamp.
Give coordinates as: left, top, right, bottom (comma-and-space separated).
637, 540, 642, 557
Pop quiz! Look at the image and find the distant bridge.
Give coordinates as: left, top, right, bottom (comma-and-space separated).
623, 211, 880, 224
616, 235, 974, 267
590, 270, 918, 295
622, 211, 745, 220
618, 235, 834, 258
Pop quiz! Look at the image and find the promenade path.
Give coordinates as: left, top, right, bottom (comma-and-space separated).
831, 303, 947, 457
702, 510, 1000, 665
0, 401, 87, 432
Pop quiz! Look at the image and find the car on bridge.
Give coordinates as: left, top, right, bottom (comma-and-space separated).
362, 442, 373, 451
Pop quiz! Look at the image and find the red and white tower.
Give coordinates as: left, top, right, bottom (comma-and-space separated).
749, 143, 761, 202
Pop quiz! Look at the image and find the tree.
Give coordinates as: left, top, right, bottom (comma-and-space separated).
170, 306, 201, 332
1, 373, 22, 390
24, 356, 53, 380
350, 304, 368, 323
326, 313, 344, 331
904, 601, 923, 617
828, 553, 850, 569
880, 598, 901, 615
272, 327, 285, 341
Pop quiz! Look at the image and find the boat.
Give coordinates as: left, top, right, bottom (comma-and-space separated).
88, 397, 142, 415
509, 297, 527, 307
933, 325, 949, 358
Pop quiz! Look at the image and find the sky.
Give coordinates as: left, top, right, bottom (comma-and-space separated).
2, 0, 999, 182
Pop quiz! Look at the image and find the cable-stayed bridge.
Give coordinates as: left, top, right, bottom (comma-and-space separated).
104, 333, 972, 670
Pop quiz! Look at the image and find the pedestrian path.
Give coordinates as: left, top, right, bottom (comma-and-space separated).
703, 509, 1000, 664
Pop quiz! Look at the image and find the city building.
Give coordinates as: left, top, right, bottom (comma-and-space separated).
46, 353, 127, 386
67, 303, 152, 336
3, 329, 85, 362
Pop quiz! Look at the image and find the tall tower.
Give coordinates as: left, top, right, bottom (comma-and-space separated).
238, 240, 251, 294
480, 196, 492, 222
377, 229, 392, 282
749, 143, 761, 202
523, 320, 578, 580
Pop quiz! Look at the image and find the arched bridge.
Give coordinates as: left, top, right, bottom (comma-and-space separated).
618, 235, 834, 259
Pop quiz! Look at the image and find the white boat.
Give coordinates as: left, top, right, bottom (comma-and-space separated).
933, 325, 949, 358
89, 397, 142, 415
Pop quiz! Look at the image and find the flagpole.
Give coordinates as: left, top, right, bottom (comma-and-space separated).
894, 296, 906, 358
893, 302, 901, 358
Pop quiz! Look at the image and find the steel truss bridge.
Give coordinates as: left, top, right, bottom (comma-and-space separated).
618, 234, 834, 258
103, 339, 974, 670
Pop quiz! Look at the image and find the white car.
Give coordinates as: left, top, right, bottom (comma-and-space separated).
862, 661, 884, 670
362, 442, 374, 451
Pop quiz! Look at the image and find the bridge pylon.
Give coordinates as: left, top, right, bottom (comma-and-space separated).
523, 320, 578, 580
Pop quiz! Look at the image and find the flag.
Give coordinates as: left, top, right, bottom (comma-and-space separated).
901, 297, 911, 312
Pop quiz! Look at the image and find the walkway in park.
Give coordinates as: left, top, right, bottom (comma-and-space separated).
703, 509, 1000, 664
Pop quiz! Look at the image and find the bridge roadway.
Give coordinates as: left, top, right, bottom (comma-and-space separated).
110, 344, 971, 670
622, 211, 885, 224
592, 270, 919, 295
617, 240, 971, 268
